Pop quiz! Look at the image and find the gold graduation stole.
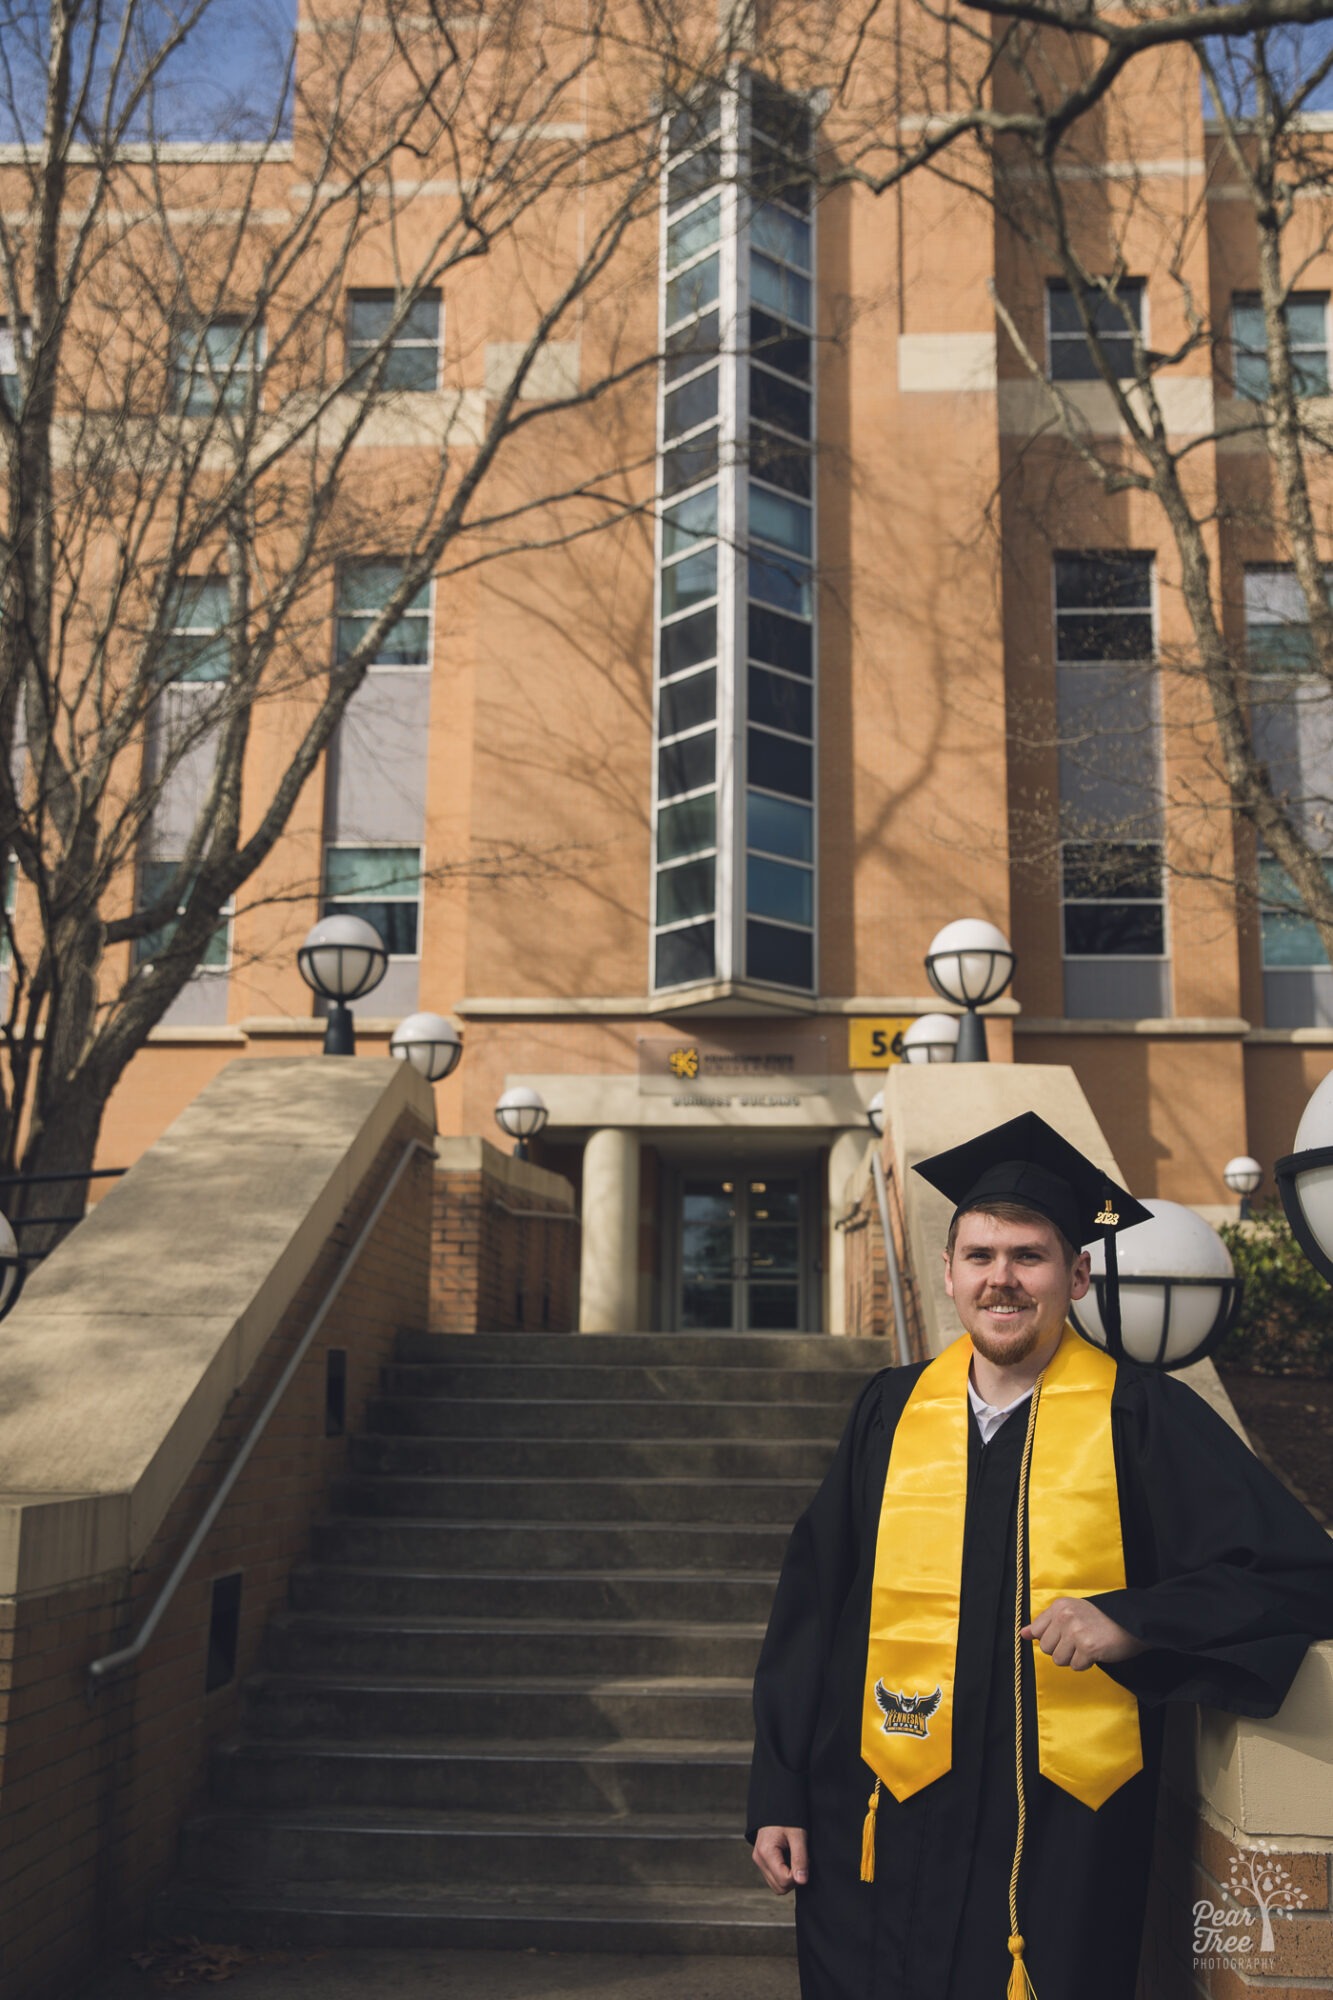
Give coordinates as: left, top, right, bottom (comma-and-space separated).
859, 1329, 1142, 1833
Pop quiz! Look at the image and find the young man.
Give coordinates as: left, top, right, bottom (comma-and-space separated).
747, 1113, 1333, 2000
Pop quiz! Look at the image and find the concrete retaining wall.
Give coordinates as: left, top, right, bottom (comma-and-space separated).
0, 1058, 434, 2000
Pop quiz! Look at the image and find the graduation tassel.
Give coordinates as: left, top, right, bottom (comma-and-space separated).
1006, 1386, 1043, 2000
860, 1778, 881, 1883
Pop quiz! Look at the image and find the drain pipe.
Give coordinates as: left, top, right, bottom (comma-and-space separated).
871, 1150, 912, 1369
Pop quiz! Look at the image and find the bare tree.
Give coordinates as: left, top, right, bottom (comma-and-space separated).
814, 0, 1333, 1007
0, 0, 821, 1229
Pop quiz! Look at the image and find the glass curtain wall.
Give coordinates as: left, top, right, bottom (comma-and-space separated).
652, 75, 816, 994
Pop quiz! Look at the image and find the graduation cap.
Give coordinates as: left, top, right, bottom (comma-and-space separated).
913, 1111, 1153, 1357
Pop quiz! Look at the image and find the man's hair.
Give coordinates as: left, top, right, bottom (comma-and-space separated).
945, 1199, 1079, 1269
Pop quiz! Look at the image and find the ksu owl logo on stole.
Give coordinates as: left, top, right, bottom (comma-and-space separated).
874, 1682, 943, 1739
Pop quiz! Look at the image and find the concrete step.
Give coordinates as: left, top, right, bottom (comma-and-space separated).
263, 1613, 766, 1681
367, 1394, 851, 1440
210, 1736, 751, 1815
378, 1361, 875, 1403
350, 1434, 839, 1482
242, 1672, 753, 1744
334, 1474, 817, 1524
396, 1329, 885, 1370
310, 1517, 794, 1572
155, 1878, 796, 1956
290, 1565, 780, 1623
174, 1806, 757, 1890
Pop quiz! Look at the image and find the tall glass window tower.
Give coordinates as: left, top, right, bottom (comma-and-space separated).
651, 74, 816, 995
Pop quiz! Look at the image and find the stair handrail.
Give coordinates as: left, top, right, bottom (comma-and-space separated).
871, 1149, 912, 1369
87, 1135, 435, 1700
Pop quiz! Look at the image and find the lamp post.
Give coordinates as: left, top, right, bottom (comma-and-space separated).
1070, 1199, 1240, 1370
867, 1089, 885, 1137
0, 1208, 21, 1323
899, 1013, 960, 1064
495, 1085, 549, 1161
924, 919, 1015, 1064
297, 914, 388, 1056
1223, 1155, 1263, 1222
390, 1011, 463, 1083
1276, 1072, 1333, 1283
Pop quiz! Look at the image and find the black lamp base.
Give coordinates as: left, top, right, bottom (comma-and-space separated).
954, 1009, 988, 1063
323, 1001, 356, 1056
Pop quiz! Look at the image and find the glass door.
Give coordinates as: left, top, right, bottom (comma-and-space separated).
678, 1170, 809, 1330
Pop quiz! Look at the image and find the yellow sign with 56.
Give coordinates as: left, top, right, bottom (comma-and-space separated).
848, 1018, 914, 1068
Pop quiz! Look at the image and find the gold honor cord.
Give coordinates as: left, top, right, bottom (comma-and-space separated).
859, 1330, 1142, 1897
1007, 1384, 1042, 2000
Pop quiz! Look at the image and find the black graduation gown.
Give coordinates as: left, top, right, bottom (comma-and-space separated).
746, 1358, 1333, 2000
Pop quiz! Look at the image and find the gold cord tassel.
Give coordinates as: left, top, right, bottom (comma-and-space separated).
1007, 1935, 1038, 1999
1005, 1386, 1043, 1998
860, 1778, 881, 1882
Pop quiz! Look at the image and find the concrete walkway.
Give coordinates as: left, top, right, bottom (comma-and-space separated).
79, 1947, 803, 2000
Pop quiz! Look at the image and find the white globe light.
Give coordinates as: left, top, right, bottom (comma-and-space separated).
390, 1011, 462, 1083
1222, 1155, 1262, 1198
867, 1089, 885, 1137
297, 914, 388, 1002
1075, 1199, 1236, 1369
495, 1084, 549, 1142
1280, 1072, 1333, 1279
901, 1013, 960, 1064
925, 918, 1015, 1008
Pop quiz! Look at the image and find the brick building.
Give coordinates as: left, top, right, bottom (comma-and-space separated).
15, 3, 1333, 1332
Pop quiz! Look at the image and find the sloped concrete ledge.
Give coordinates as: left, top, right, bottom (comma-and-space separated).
0, 1057, 435, 1597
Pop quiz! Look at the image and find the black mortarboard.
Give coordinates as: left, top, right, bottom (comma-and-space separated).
913, 1111, 1153, 1357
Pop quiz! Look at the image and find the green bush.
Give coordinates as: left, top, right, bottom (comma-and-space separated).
1216, 1204, 1333, 1376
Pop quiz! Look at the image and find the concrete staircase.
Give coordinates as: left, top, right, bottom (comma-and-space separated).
159, 1330, 886, 1955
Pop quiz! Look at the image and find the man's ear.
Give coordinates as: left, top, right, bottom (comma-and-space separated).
1069, 1249, 1092, 1302
942, 1248, 955, 1299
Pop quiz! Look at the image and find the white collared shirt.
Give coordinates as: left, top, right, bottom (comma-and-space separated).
967, 1375, 1034, 1446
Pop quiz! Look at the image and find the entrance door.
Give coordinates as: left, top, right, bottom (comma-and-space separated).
678, 1170, 812, 1330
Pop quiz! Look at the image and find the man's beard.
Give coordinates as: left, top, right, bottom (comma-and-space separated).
969, 1319, 1045, 1367
968, 1294, 1047, 1367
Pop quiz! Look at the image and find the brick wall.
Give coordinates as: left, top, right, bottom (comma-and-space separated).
430, 1146, 578, 1333
1138, 1782, 1333, 1999
0, 1119, 432, 2000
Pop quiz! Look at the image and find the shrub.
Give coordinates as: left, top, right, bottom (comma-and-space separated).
1216, 1204, 1333, 1377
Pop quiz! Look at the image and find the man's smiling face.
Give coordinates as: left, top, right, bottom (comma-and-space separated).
943, 1207, 1092, 1368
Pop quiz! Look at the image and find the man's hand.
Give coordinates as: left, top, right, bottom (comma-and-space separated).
1022, 1597, 1147, 1670
753, 1825, 809, 1894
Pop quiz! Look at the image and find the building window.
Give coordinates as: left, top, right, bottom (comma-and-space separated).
163, 579, 230, 683
324, 844, 422, 956
1245, 568, 1333, 1027
335, 562, 431, 668
652, 75, 816, 995
134, 861, 231, 970
347, 291, 441, 392
1046, 279, 1145, 382
1055, 552, 1169, 1018
0, 320, 30, 411
1232, 294, 1329, 402
170, 318, 263, 416
1062, 840, 1165, 956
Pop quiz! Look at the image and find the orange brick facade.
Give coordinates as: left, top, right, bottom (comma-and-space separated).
430, 1157, 579, 1334
0, 1120, 432, 2000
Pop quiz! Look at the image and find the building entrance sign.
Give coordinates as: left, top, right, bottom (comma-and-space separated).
847, 1018, 913, 1067
638, 1030, 830, 1109
676, 1167, 814, 1330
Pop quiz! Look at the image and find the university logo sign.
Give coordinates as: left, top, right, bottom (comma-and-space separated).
873, 1682, 943, 1739
667, 1046, 700, 1079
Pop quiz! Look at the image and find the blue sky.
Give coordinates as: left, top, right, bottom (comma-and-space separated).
0, 0, 295, 143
